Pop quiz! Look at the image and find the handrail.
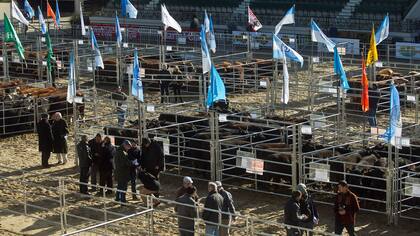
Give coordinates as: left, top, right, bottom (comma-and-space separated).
61, 208, 154, 236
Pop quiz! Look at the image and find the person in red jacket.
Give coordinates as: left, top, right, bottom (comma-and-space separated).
334, 180, 360, 236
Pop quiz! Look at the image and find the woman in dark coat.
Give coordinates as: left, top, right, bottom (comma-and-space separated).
37, 114, 53, 168
51, 112, 69, 164
99, 136, 115, 195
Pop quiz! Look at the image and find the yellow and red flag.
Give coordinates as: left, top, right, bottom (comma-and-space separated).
361, 55, 369, 112
47, 1, 57, 27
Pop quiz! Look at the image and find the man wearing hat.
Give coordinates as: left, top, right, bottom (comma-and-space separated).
216, 181, 236, 236
284, 190, 308, 236
114, 140, 133, 204
297, 183, 319, 236
176, 176, 199, 201
334, 180, 360, 236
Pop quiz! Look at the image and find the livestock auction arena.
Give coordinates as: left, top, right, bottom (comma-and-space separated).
1, 0, 420, 235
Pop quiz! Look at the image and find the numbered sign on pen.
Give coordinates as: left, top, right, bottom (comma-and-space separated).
146, 104, 155, 113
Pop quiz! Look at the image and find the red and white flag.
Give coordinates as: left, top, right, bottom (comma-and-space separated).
248, 6, 262, 32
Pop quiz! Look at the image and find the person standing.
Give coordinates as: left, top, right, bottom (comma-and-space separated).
284, 190, 308, 236
176, 176, 198, 201
51, 112, 69, 165
140, 137, 164, 180
114, 140, 133, 204
77, 135, 92, 195
297, 183, 319, 236
175, 186, 198, 236
113, 87, 127, 127
202, 182, 224, 236
215, 181, 236, 236
37, 114, 53, 168
99, 136, 115, 195
88, 133, 103, 192
128, 142, 141, 200
334, 180, 360, 236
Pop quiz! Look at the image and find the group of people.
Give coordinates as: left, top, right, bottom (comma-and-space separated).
76, 135, 164, 205
37, 112, 70, 167
284, 181, 360, 236
174, 177, 236, 236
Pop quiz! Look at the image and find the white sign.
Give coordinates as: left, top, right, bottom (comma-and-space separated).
259, 80, 267, 88
250, 113, 257, 119
242, 35, 248, 40
246, 158, 264, 175
315, 169, 329, 182
74, 96, 84, 104
407, 95, 416, 102
310, 163, 330, 182
218, 114, 228, 122
312, 57, 320, 63
413, 184, 420, 196
87, 66, 93, 72
318, 37, 360, 55
177, 37, 186, 45
301, 125, 312, 135
400, 137, 411, 147
56, 60, 62, 69
370, 127, 386, 135
289, 38, 295, 43
236, 150, 254, 168
395, 42, 420, 60
123, 43, 128, 48
127, 64, 133, 74
0, 57, 3, 62
310, 114, 326, 128
337, 47, 346, 55
146, 104, 155, 112
12, 54, 19, 63
140, 68, 146, 77
42, 61, 47, 66
78, 40, 84, 45
166, 46, 173, 51
41, 37, 45, 42
375, 61, 383, 67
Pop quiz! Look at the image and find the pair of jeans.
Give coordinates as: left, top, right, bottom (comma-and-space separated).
335, 220, 355, 236
116, 181, 128, 203
205, 224, 219, 236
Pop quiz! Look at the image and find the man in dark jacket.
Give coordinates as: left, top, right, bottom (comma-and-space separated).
127, 142, 141, 200
176, 176, 199, 201
140, 137, 164, 179
334, 180, 360, 236
114, 140, 133, 203
284, 190, 308, 236
297, 183, 319, 236
202, 182, 224, 236
88, 133, 103, 192
113, 87, 127, 127
51, 112, 69, 164
99, 136, 115, 195
37, 114, 53, 168
215, 181, 236, 236
175, 186, 198, 236
77, 135, 92, 194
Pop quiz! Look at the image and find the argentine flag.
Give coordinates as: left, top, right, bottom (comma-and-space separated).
380, 84, 402, 148
273, 34, 303, 67
274, 5, 295, 35
67, 52, 76, 104
131, 49, 144, 102
209, 15, 216, 53
122, 0, 138, 18
200, 25, 211, 74
207, 65, 226, 108
90, 29, 104, 69
24, 0, 35, 19
311, 19, 336, 52
204, 10, 210, 33
115, 13, 122, 47
333, 46, 350, 92
38, 6, 47, 34
375, 14, 389, 45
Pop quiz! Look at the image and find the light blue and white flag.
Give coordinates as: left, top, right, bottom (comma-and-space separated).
375, 14, 389, 45
12, 0, 30, 26
380, 84, 402, 148
281, 49, 289, 104
80, 2, 86, 36
207, 65, 226, 108
200, 25, 211, 74
333, 46, 350, 92
24, 0, 35, 19
131, 49, 144, 102
274, 5, 295, 35
273, 34, 303, 67
115, 13, 122, 47
204, 10, 210, 33
90, 29, 104, 69
311, 19, 335, 52
208, 15, 216, 53
67, 51, 76, 104
55, 0, 61, 27
161, 4, 182, 33
122, 0, 138, 18
38, 6, 47, 34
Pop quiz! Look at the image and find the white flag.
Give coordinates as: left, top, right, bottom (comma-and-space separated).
281, 51, 289, 104
204, 10, 210, 33
80, 2, 86, 36
248, 6, 262, 31
161, 4, 182, 33
12, 0, 30, 26
67, 52, 76, 104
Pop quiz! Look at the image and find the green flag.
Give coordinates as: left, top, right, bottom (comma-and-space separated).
45, 32, 55, 72
4, 13, 25, 60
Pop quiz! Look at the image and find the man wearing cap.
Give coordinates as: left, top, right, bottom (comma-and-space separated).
202, 182, 224, 236
114, 140, 133, 204
284, 190, 308, 236
176, 177, 199, 201
334, 180, 360, 236
297, 183, 319, 236
37, 113, 53, 168
215, 181, 236, 236
175, 186, 198, 236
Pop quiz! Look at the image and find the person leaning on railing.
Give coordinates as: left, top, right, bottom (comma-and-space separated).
175, 186, 198, 236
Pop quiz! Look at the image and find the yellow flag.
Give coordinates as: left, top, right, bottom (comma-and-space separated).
366, 26, 378, 66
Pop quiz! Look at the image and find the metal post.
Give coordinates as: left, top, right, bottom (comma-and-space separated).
37, 35, 42, 82
22, 170, 27, 215
297, 125, 304, 184
59, 178, 67, 234
2, 41, 9, 81
116, 44, 121, 87
209, 111, 216, 181
73, 41, 79, 167
386, 142, 394, 225
291, 125, 297, 190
